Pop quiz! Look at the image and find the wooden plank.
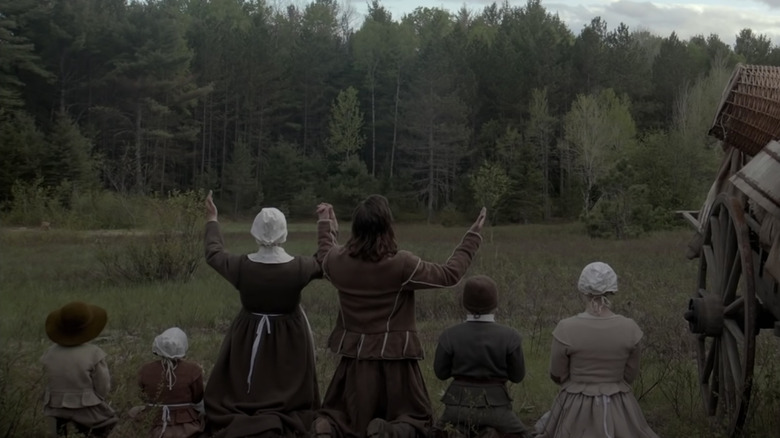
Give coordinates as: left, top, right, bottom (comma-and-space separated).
677, 210, 701, 230
730, 140, 780, 217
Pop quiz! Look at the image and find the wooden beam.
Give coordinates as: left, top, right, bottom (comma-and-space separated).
677, 210, 701, 230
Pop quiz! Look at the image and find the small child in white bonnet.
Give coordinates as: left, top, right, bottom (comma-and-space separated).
132, 327, 205, 438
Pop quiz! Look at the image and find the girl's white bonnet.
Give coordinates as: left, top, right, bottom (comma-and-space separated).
577, 262, 618, 295
152, 327, 188, 359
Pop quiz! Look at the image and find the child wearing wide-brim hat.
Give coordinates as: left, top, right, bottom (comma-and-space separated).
432, 275, 530, 438
41, 301, 118, 437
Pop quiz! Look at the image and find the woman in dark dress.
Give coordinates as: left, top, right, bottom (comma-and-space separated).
203, 191, 321, 438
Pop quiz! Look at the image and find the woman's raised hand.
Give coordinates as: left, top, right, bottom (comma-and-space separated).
317, 203, 338, 229
469, 207, 487, 233
316, 203, 333, 221
205, 190, 218, 222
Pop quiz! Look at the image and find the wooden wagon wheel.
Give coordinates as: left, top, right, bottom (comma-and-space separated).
685, 194, 757, 437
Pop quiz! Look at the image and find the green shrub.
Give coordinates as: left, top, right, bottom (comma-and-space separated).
98, 190, 203, 282
438, 204, 466, 227
65, 190, 144, 230
0, 345, 44, 438
1, 178, 66, 226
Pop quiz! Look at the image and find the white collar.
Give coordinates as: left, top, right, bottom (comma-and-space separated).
247, 247, 294, 264
466, 314, 495, 322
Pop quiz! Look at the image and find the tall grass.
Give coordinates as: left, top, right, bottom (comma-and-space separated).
1, 222, 778, 437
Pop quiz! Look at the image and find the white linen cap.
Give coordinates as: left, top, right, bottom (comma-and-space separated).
152, 327, 188, 359
248, 208, 294, 264
577, 262, 618, 295
251, 208, 288, 246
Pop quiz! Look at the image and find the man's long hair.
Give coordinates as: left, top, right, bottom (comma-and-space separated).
346, 194, 398, 262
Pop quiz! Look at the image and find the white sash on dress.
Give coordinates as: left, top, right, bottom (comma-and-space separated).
146, 402, 196, 438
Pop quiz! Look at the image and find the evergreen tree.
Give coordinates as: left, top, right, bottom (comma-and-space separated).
527, 88, 555, 219
0, 0, 51, 112
402, 7, 469, 222
225, 139, 256, 214
735, 28, 773, 64
0, 111, 47, 202
45, 112, 99, 192
572, 17, 608, 94
353, 2, 394, 176
100, 0, 209, 193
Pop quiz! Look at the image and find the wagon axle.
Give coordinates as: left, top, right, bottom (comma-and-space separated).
685, 294, 724, 336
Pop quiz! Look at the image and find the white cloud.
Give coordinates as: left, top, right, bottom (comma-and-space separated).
756, 0, 780, 8
351, 1, 780, 46
604, 1, 780, 44
543, 0, 780, 46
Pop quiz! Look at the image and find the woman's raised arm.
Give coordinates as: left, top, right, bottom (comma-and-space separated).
316, 203, 339, 264
403, 208, 486, 290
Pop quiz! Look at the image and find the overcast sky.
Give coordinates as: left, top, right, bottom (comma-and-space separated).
349, 0, 780, 47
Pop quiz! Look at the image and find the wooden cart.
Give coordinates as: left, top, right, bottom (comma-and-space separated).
682, 64, 780, 437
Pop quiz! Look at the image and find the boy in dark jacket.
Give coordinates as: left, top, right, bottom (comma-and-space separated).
433, 275, 529, 438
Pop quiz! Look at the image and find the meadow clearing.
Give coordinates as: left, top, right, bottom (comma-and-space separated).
2, 221, 780, 437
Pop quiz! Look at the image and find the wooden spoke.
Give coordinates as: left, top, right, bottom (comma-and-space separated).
724, 320, 745, 352
710, 339, 720, 416
722, 215, 739, 298
723, 297, 744, 317
703, 245, 719, 294
723, 249, 742, 305
711, 216, 724, 269
701, 337, 716, 384
722, 327, 743, 399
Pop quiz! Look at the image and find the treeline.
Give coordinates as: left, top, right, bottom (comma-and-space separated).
2, 0, 780, 234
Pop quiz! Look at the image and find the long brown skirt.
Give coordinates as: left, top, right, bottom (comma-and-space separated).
204, 308, 320, 437
318, 357, 432, 438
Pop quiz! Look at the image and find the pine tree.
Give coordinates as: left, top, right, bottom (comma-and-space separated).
100, 0, 209, 194
47, 112, 99, 192
0, 111, 47, 202
0, 0, 52, 112
225, 139, 256, 214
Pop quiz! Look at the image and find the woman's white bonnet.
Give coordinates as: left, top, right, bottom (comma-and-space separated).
577, 262, 618, 295
251, 208, 288, 246
152, 327, 188, 359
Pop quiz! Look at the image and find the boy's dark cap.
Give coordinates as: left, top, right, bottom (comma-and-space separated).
462, 275, 498, 314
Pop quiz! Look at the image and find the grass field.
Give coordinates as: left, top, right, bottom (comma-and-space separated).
2, 221, 780, 437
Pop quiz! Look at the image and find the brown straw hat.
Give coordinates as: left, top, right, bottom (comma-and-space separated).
462, 275, 499, 315
45, 301, 107, 347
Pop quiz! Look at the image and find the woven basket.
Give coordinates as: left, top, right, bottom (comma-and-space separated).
709, 64, 780, 156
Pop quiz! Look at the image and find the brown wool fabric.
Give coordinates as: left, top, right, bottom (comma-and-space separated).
318, 358, 432, 438
137, 359, 204, 437
313, 216, 482, 438
203, 222, 322, 437
462, 275, 498, 314
45, 301, 107, 347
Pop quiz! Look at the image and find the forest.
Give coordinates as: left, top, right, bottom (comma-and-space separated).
2, 0, 780, 236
